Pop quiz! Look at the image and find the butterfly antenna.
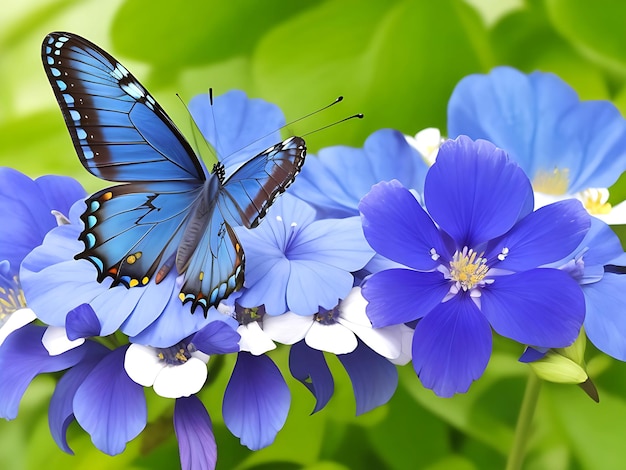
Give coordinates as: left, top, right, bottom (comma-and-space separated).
225, 96, 346, 158
176, 93, 217, 161
208, 88, 225, 158
301, 113, 364, 138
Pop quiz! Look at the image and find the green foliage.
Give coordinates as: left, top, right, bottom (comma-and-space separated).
3, 0, 626, 469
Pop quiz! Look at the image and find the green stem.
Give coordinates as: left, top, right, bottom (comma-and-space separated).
506, 371, 542, 470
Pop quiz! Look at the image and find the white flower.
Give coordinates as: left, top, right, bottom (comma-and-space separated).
124, 343, 209, 399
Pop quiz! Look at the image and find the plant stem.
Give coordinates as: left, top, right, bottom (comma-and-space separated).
506, 371, 542, 470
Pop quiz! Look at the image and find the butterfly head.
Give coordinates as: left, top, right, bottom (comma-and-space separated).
212, 162, 226, 184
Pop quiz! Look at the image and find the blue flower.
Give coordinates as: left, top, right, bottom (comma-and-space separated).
359, 136, 590, 397
447, 66, 626, 224
290, 128, 429, 219
234, 193, 374, 315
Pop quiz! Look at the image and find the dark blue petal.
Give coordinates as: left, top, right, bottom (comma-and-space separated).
73, 346, 146, 455
291, 129, 428, 218
65, 304, 101, 340
337, 341, 398, 415
518, 347, 548, 363
485, 199, 590, 271
174, 396, 216, 470
289, 340, 334, 414
412, 295, 492, 397
359, 180, 451, 270
188, 90, 284, 172
0, 325, 87, 419
362, 269, 449, 327
583, 273, 626, 360
35, 174, 86, 218
48, 342, 109, 454
192, 321, 240, 355
424, 136, 534, 247
481, 269, 585, 347
223, 352, 290, 450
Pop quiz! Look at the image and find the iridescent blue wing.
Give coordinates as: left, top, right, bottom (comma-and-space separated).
42, 31, 206, 182
179, 136, 306, 312
78, 181, 204, 288
218, 136, 307, 228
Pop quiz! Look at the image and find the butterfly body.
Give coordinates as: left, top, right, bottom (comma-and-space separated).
42, 32, 306, 314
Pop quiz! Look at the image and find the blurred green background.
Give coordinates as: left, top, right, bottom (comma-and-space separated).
3, 0, 626, 468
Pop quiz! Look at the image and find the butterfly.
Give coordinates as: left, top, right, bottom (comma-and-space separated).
41, 32, 306, 315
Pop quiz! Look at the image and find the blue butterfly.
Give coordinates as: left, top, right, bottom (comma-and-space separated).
41, 32, 306, 315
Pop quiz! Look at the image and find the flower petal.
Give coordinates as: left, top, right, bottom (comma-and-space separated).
192, 321, 240, 355
73, 346, 146, 455
337, 341, 398, 415
362, 269, 449, 327
0, 325, 86, 419
485, 199, 590, 270
305, 321, 358, 355
262, 311, 312, 345
0, 308, 36, 346
359, 180, 450, 270
153, 358, 208, 399
412, 295, 492, 397
65, 303, 101, 340
583, 273, 626, 360
481, 269, 585, 347
174, 396, 217, 470
289, 341, 334, 414
42, 326, 85, 355
124, 344, 163, 387
237, 322, 276, 355
425, 136, 534, 247
49, 342, 109, 454
223, 352, 290, 450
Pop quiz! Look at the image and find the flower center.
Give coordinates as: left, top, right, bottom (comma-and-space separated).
578, 188, 612, 215
533, 167, 569, 195
449, 247, 489, 291
235, 305, 265, 325
0, 273, 27, 326
315, 305, 340, 325
156, 341, 193, 365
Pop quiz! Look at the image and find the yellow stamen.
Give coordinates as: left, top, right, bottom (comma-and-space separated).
533, 167, 570, 195
579, 188, 612, 215
449, 247, 489, 291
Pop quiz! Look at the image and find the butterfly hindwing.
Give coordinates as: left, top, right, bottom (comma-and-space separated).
42, 32, 206, 183
78, 181, 204, 287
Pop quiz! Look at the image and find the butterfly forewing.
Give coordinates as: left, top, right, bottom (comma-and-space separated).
42, 32, 206, 183
42, 31, 307, 315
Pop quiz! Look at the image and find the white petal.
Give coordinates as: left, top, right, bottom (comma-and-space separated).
124, 343, 163, 387
388, 325, 414, 366
237, 322, 276, 355
0, 308, 36, 346
593, 200, 626, 225
42, 325, 84, 355
263, 312, 312, 344
153, 357, 208, 398
191, 350, 210, 363
305, 322, 357, 355
338, 316, 403, 359
338, 287, 372, 327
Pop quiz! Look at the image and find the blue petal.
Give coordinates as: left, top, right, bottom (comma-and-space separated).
337, 341, 398, 415
485, 199, 590, 271
35, 174, 86, 218
481, 269, 585, 347
192, 321, 240, 355
424, 136, 534, 248
188, 90, 284, 172
289, 340, 334, 414
518, 347, 548, 363
290, 129, 428, 218
65, 304, 101, 340
448, 67, 626, 192
359, 180, 452, 270
49, 342, 109, 454
0, 325, 87, 419
73, 346, 146, 455
412, 295, 492, 397
573, 217, 626, 270
174, 396, 216, 470
223, 352, 290, 450
362, 269, 449, 327
583, 273, 626, 360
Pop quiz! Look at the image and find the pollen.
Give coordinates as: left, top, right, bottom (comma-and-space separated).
579, 188, 612, 215
449, 247, 489, 291
533, 167, 569, 195
0, 274, 27, 322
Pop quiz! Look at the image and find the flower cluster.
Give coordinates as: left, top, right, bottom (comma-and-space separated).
4, 66, 626, 469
